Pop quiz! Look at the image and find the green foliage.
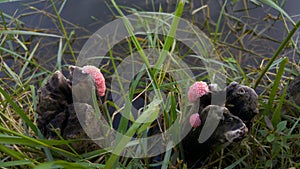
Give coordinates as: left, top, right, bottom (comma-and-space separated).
0, 0, 299, 168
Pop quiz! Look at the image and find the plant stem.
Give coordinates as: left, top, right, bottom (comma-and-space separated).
254, 20, 300, 89
50, 0, 75, 61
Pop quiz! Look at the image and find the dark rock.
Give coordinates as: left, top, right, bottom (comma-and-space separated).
181, 82, 257, 168
36, 68, 102, 153
182, 105, 248, 168
37, 71, 71, 139
225, 82, 258, 128
195, 82, 259, 127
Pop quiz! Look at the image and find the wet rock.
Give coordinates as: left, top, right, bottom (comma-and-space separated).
195, 82, 259, 127
182, 105, 248, 168
182, 82, 258, 167
37, 71, 71, 139
36, 66, 105, 153
225, 82, 259, 128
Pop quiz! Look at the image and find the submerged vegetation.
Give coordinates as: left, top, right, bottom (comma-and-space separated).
0, 0, 300, 168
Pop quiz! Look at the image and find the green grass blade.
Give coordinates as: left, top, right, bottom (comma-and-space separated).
0, 134, 78, 146
108, 44, 133, 131
288, 115, 300, 136
0, 45, 50, 74
58, 0, 68, 14
0, 160, 35, 168
111, 0, 150, 69
273, 79, 288, 125
0, 144, 36, 167
0, 126, 79, 158
266, 57, 288, 125
0, 87, 38, 134
260, 0, 295, 25
0, 0, 22, 3
104, 98, 162, 169
2, 60, 22, 86
154, 0, 185, 69
56, 38, 63, 71
0, 10, 7, 30
224, 155, 247, 169
161, 141, 173, 169
254, 20, 300, 88
19, 42, 39, 79
0, 30, 62, 38
34, 160, 89, 169
0, 135, 46, 146
50, 0, 75, 60
213, 0, 227, 43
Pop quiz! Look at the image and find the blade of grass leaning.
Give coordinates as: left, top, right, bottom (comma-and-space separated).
0, 160, 35, 168
14, 35, 29, 51
56, 30, 75, 70
260, 0, 295, 26
0, 87, 38, 134
34, 160, 89, 169
0, 144, 36, 168
104, 98, 161, 169
58, 0, 68, 14
51, 126, 81, 157
129, 70, 144, 100
224, 155, 248, 169
0, 10, 7, 29
161, 141, 173, 169
111, 0, 154, 127
0, 135, 46, 146
76, 162, 105, 169
0, 0, 23, 3
0, 10, 24, 26
108, 42, 134, 132
267, 57, 288, 125
225, 51, 249, 85
288, 115, 300, 136
111, 0, 181, 104
137, 99, 160, 134
2, 61, 22, 86
0, 46, 25, 60
50, 0, 75, 60
213, 0, 227, 43
0, 126, 80, 158
254, 20, 300, 89
272, 79, 288, 125
0, 46, 50, 74
0, 134, 78, 146
81, 148, 109, 160
56, 38, 63, 71
111, 1, 166, 105
19, 42, 39, 79
111, 0, 150, 69
0, 30, 62, 38
154, 0, 185, 70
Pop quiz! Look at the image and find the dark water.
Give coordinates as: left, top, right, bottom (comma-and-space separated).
0, 0, 299, 86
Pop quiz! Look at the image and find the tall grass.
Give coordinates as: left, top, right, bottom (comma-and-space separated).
0, 0, 299, 168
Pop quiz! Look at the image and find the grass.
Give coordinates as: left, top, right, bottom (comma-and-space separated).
0, 0, 300, 168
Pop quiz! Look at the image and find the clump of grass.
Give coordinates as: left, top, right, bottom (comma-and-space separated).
0, 0, 300, 168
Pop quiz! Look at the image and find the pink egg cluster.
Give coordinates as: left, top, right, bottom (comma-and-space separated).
187, 81, 210, 128
82, 65, 106, 96
189, 113, 201, 128
188, 81, 209, 103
